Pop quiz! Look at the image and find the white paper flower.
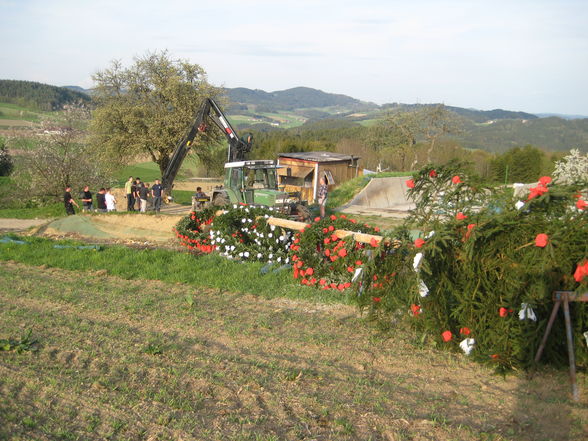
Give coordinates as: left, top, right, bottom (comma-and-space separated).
279, 235, 285, 241
419, 280, 429, 297
277, 257, 282, 262
233, 204, 238, 209
426, 230, 435, 239
584, 331, 588, 348
241, 218, 246, 223
257, 253, 262, 259
515, 200, 525, 210
459, 338, 475, 355
269, 253, 273, 259
244, 251, 250, 258
268, 233, 273, 238
413, 252, 423, 271
518, 303, 537, 321
230, 245, 235, 251
238, 252, 243, 257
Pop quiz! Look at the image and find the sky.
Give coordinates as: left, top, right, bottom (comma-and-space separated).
1, 0, 587, 115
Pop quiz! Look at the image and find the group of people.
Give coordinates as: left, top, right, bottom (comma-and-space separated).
63, 176, 165, 216
124, 176, 164, 213
63, 186, 117, 215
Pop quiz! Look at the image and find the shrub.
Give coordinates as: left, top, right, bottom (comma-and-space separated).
356, 165, 588, 372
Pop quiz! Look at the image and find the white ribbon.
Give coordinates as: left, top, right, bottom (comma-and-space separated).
459, 338, 475, 355
419, 280, 429, 297
518, 303, 537, 321
413, 252, 423, 271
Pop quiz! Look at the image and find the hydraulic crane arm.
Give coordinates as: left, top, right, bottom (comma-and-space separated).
161, 98, 253, 192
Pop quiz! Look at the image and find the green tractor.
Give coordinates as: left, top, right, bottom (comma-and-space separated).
162, 98, 307, 217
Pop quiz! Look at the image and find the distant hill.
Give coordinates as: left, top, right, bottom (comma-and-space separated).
225, 86, 377, 111
0, 80, 91, 111
62, 85, 92, 95
458, 117, 588, 153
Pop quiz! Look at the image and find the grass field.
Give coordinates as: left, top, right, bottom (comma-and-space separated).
0, 236, 587, 440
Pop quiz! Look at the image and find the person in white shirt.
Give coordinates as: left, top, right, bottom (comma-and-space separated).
105, 188, 117, 212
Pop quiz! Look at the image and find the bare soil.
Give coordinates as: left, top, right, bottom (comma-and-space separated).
1, 261, 586, 441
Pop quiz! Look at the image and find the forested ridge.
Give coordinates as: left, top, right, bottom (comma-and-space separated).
0, 79, 90, 111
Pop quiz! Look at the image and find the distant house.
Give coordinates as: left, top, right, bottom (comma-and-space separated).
277, 152, 362, 204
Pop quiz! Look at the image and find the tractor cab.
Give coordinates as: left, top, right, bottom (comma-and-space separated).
213, 160, 290, 209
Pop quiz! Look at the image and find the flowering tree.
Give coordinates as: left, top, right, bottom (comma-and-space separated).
11, 105, 110, 201
553, 149, 588, 185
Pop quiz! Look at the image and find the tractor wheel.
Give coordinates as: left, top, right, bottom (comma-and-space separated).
212, 193, 229, 207
295, 204, 311, 222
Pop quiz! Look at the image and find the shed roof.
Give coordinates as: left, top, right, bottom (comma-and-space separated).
278, 151, 360, 163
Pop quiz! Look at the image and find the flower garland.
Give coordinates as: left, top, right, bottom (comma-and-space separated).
290, 214, 381, 291
174, 207, 218, 253
211, 204, 293, 262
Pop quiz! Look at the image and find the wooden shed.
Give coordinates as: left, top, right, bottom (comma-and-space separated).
277, 152, 362, 204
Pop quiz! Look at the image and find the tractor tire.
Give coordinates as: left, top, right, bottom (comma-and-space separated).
212, 193, 229, 207
295, 204, 311, 222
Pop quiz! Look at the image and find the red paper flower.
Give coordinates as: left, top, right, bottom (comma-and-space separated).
414, 238, 425, 248
330, 215, 337, 221
491, 354, 499, 359
527, 184, 549, 200
347, 266, 354, 273
324, 249, 331, 256
576, 199, 587, 210
355, 260, 363, 266
456, 212, 467, 220
410, 304, 421, 316
460, 327, 471, 336
452, 175, 462, 184
324, 238, 330, 245
370, 238, 379, 247
574, 261, 588, 283
330, 234, 338, 242
314, 216, 321, 222
328, 225, 335, 232
338, 248, 348, 257
538, 176, 552, 186
373, 297, 381, 303
442, 330, 453, 342
319, 278, 327, 286
499, 307, 508, 317
535, 233, 548, 248
429, 170, 437, 178
306, 267, 314, 276
296, 261, 303, 268
405, 179, 415, 189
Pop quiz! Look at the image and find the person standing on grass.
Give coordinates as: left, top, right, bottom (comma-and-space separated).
317, 176, 328, 219
96, 188, 107, 213
134, 178, 142, 211
63, 186, 78, 216
125, 176, 134, 211
80, 185, 93, 212
151, 179, 163, 213
139, 181, 149, 213
105, 188, 117, 212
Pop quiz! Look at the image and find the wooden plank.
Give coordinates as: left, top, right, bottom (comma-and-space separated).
266, 217, 389, 245
553, 291, 588, 302
210, 212, 392, 245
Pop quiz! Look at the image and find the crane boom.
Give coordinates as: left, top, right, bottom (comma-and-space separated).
161, 98, 252, 192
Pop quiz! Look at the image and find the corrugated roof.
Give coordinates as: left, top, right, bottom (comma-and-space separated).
278, 151, 360, 163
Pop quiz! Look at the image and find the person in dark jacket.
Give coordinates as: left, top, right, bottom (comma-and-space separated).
63, 186, 78, 216
96, 188, 107, 212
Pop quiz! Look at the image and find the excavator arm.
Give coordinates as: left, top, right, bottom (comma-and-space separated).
162, 98, 252, 192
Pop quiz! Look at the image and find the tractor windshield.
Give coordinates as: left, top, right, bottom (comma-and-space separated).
244, 167, 278, 190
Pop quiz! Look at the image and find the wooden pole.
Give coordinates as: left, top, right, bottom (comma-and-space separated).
265, 217, 393, 245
